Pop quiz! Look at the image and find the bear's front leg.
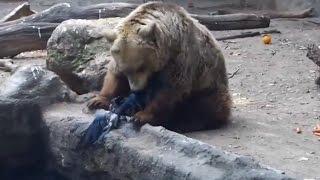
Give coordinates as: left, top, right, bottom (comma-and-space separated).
87, 71, 130, 110
134, 89, 182, 126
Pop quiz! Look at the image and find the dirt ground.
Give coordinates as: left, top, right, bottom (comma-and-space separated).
188, 19, 320, 179
1, 1, 320, 179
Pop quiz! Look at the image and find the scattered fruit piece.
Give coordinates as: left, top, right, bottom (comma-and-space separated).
313, 124, 320, 134
295, 127, 302, 134
262, 34, 272, 45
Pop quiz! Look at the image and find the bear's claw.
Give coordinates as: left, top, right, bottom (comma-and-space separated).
134, 111, 154, 125
87, 95, 110, 110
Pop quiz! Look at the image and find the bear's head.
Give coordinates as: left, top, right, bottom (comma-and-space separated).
106, 22, 161, 91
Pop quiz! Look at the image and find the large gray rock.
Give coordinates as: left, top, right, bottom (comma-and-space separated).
0, 66, 73, 179
47, 18, 122, 94
0, 65, 71, 107
0, 98, 49, 178
0, 80, 294, 179
44, 103, 294, 180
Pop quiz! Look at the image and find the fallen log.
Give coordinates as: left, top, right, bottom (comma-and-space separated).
208, 8, 314, 19
0, 23, 58, 58
0, 2, 36, 23
0, 3, 138, 28
216, 29, 281, 41
263, 8, 314, 19
191, 13, 270, 31
1, 3, 270, 31
0, 3, 270, 58
0, 3, 137, 58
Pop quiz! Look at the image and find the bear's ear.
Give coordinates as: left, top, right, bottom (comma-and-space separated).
138, 22, 156, 38
102, 30, 117, 42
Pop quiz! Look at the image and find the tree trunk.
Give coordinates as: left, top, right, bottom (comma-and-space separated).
264, 8, 314, 19
208, 8, 314, 19
0, 23, 58, 58
0, 3, 138, 28
0, 3, 137, 58
190, 13, 270, 31
0, 2, 36, 23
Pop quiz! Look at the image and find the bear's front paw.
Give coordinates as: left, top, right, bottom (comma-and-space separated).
87, 95, 110, 110
134, 111, 154, 125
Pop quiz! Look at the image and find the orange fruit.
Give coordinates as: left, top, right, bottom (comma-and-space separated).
262, 34, 272, 44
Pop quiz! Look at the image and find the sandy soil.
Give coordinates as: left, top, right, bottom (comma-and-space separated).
1, 1, 320, 179
188, 19, 320, 179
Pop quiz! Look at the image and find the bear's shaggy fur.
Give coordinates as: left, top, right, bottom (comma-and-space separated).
87, 2, 232, 132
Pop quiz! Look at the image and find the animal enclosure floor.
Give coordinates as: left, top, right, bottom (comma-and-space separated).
1, 1, 320, 179
188, 19, 320, 179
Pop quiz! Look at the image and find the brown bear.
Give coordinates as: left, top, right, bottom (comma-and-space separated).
87, 2, 232, 132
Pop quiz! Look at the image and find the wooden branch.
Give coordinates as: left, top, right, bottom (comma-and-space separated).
0, 3, 138, 28
208, 10, 232, 16
228, 67, 240, 79
0, 23, 59, 58
208, 8, 314, 19
263, 8, 314, 19
216, 29, 281, 41
190, 13, 270, 31
0, 2, 36, 23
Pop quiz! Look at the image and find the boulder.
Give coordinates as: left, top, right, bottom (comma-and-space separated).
0, 65, 72, 107
47, 18, 122, 94
0, 98, 63, 180
44, 103, 293, 180
0, 65, 72, 179
0, 72, 293, 179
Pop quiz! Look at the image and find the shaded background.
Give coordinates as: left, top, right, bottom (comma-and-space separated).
1, 0, 319, 17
